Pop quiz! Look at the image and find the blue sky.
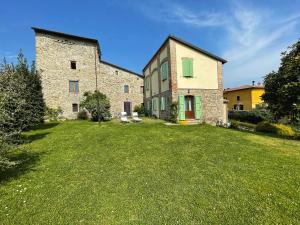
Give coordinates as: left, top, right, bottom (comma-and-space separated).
0, 0, 299, 87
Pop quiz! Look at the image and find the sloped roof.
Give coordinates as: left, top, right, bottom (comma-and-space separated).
143, 35, 227, 71
224, 85, 264, 93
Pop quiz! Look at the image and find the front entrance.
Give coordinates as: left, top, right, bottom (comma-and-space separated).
124, 101, 131, 116
185, 96, 195, 119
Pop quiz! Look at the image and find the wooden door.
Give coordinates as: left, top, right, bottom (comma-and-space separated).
124, 102, 131, 116
185, 96, 194, 119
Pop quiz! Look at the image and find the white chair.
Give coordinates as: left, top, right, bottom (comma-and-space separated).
132, 112, 142, 122
120, 112, 129, 123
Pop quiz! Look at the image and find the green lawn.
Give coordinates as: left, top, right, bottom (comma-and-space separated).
0, 120, 299, 224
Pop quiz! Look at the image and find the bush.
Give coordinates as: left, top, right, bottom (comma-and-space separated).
45, 107, 63, 121
133, 104, 144, 116
256, 121, 295, 137
228, 110, 269, 124
77, 110, 88, 120
169, 101, 178, 123
230, 120, 256, 131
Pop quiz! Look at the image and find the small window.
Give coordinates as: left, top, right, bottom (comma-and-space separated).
124, 85, 129, 93
72, 103, 79, 112
160, 97, 166, 111
237, 96, 240, 101
115, 70, 119, 75
71, 61, 76, 70
140, 86, 144, 94
161, 62, 169, 81
69, 81, 79, 93
145, 77, 150, 91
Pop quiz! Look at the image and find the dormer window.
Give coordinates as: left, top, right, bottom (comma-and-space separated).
71, 61, 76, 70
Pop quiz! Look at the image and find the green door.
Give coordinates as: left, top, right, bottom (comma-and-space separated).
178, 96, 185, 120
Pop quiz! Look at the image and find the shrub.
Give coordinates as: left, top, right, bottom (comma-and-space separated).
45, 107, 63, 121
77, 110, 88, 120
133, 104, 144, 116
228, 110, 270, 124
256, 121, 295, 137
273, 124, 295, 137
169, 101, 178, 123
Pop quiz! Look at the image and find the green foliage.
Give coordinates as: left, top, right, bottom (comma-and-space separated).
80, 91, 111, 122
45, 106, 63, 121
256, 121, 295, 137
133, 104, 144, 116
169, 101, 178, 123
228, 110, 266, 124
77, 110, 88, 120
262, 39, 300, 123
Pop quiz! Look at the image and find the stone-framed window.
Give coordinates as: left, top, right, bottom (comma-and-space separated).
69, 80, 79, 93
115, 70, 119, 75
72, 103, 79, 112
237, 96, 240, 101
124, 85, 129, 93
140, 86, 144, 94
70, 61, 76, 70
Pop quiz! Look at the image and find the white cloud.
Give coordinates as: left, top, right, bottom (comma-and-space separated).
135, 1, 300, 87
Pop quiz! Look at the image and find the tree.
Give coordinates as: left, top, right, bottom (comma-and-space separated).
262, 39, 300, 124
80, 91, 111, 122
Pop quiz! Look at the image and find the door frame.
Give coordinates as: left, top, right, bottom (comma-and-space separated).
184, 95, 195, 119
123, 101, 131, 116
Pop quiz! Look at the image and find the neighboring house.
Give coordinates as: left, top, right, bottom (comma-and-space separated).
32, 27, 143, 119
143, 35, 228, 124
223, 83, 265, 111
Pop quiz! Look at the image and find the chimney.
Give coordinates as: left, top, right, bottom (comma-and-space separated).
252, 81, 255, 86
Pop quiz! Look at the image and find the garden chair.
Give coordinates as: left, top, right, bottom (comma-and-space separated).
132, 112, 142, 122
120, 112, 129, 123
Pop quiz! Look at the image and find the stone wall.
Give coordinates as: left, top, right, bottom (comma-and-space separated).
98, 61, 144, 117
35, 32, 143, 119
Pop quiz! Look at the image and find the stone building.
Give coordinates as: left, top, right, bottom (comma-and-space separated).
143, 35, 228, 124
32, 27, 143, 119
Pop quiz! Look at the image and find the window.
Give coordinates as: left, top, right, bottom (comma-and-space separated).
182, 58, 193, 77
140, 86, 144, 94
161, 62, 168, 81
124, 85, 129, 93
69, 81, 79, 93
237, 96, 240, 101
115, 70, 119, 75
72, 103, 79, 112
160, 96, 166, 111
152, 99, 157, 111
70, 61, 76, 70
145, 77, 150, 90
234, 104, 244, 111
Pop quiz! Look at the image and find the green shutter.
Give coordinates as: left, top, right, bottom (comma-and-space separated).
182, 59, 193, 77
189, 60, 193, 77
161, 63, 168, 81
160, 97, 165, 110
178, 96, 185, 120
195, 96, 201, 120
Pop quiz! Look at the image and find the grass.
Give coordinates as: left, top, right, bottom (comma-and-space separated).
0, 119, 299, 224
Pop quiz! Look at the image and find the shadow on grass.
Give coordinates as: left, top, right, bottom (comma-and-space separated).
0, 151, 44, 184
29, 122, 59, 131
23, 132, 51, 144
